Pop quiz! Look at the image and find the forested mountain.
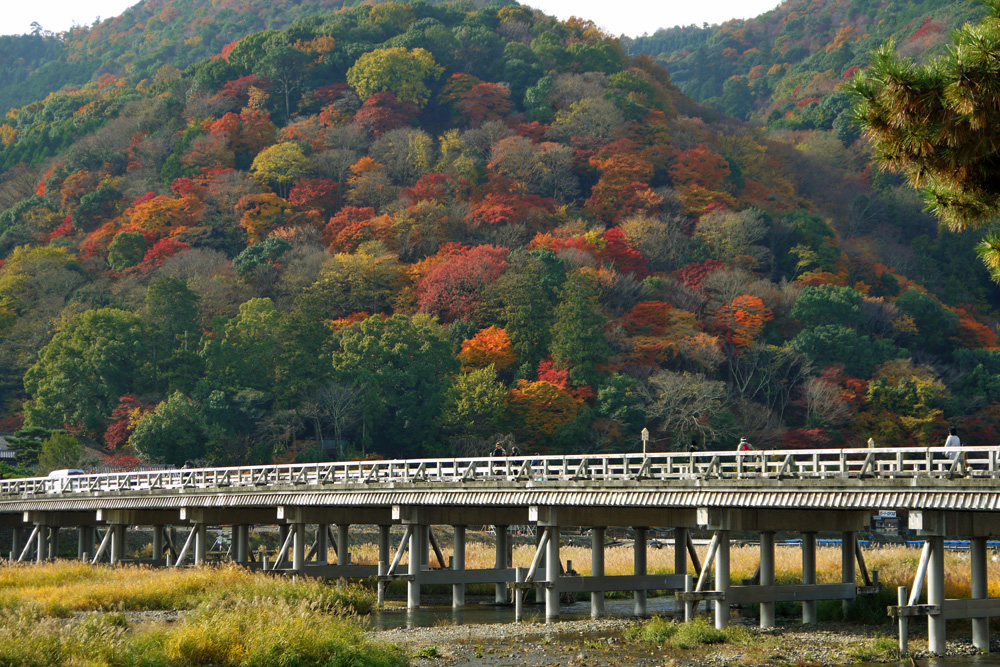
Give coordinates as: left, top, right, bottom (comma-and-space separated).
0, 0, 429, 112
628, 0, 986, 131
0, 0, 998, 472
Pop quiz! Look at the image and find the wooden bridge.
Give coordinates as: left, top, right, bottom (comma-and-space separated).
3, 445, 1000, 656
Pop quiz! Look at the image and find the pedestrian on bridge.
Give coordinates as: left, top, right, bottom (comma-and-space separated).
944, 426, 961, 460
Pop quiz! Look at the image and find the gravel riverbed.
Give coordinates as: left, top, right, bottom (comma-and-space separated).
374, 615, 986, 667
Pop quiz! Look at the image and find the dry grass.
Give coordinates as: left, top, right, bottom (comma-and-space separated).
352, 535, 993, 599
0, 561, 375, 616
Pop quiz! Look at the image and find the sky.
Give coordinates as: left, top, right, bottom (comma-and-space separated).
0, 0, 784, 38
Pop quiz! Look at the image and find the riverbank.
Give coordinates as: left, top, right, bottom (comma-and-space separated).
378, 615, 986, 666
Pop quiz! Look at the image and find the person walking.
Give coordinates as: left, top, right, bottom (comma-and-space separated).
944, 426, 961, 461
508, 443, 520, 457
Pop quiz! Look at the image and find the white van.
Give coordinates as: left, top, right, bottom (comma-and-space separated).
47, 469, 85, 478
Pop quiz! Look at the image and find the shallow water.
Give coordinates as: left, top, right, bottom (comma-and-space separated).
367, 595, 677, 629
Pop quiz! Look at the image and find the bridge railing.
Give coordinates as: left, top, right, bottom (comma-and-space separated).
4, 446, 996, 497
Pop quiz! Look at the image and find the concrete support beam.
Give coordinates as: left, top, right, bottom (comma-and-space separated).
111, 524, 126, 565
235, 525, 249, 563
698, 508, 867, 533
408, 522, 424, 609
495, 525, 509, 604
674, 526, 688, 577
972, 537, 989, 651
927, 536, 945, 656
151, 526, 164, 561
182, 508, 276, 526
35, 526, 47, 563
760, 531, 775, 627
25, 511, 101, 527
802, 532, 817, 624
393, 505, 529, 527
540, 507, 697, 529
545, 525, 560, 619
591, 526, 605, 618
377, 525, 391, 606
911, 510, 1000, 538
276, 506, 391, 526
453, 525, 466, 608
634, 526, 647, 616
293, 523, 305, 573
193, 523, 207, 566
336, 524, 350, 566
316, 524, 328, 564
714, 530, 730, 629
97, 509, 178, 526
842, 530, 856, 616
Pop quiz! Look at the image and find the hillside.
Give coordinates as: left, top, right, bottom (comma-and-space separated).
0, 0, 406, 112
0, 0, 998, 471
628, 0, 986, 130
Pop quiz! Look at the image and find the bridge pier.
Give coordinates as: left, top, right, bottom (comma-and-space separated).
292, 522, 306, 573
495, 524, 509, 604
971, 536, 988, 651
841, 530, 856, 616
713, 529, 730, 629
407, 518, 424, 609
674, 526, 688, 577
591, 526, 604, 618
802, 531, 817, 623
453, 524, 466, 608
760, 531, 775, 627
337, 524, 350, 566
634, 526, 647, 616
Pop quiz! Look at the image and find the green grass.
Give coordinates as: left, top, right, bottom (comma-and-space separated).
847, 634, 899, 663
0, 562, 398, 667
626, 616, 742, 649
0, 599, 406, 667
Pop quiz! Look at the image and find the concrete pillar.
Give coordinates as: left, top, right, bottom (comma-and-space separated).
453, 525, 466, 608
927, 536, 945, 656
841, 530, 856, 617
376, 525, 390, 607
495, 525, 509, 604
634, 526, 647, 616
152, 526, 164, 562
48, 528, 59, 560
35, 526, 47, 563
408, 524, 424, 609
545, 525, 560, 619
235, 525, 248, 564
11, 527, 22, 561
278, 525, 289, 565
316, 524, 328, 564
111, 524, 126, 565
972, 537, 989, 651
674, 526, 688, 576
421, 525, 430, 568
591, 526, 605, 618
714, 530, 730, 629
535, 528, 546, 604
337, 524, 350, 566
802, 532, 817, 624
194, 523, 207, 566
292, 523, 305, 573
760, 531, 775, 627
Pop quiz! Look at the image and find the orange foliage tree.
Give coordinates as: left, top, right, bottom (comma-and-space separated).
459, 326, 518, 372
713, 294, 773, 349
507, 380, 584, 444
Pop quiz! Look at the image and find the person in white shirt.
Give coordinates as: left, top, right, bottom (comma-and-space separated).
944, 427, 961, 460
